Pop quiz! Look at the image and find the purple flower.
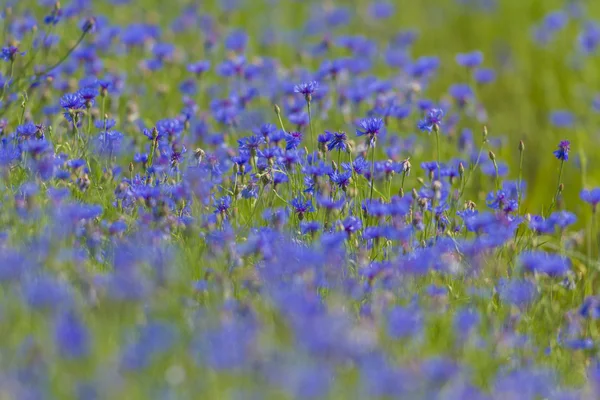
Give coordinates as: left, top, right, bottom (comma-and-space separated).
356, 117, 384, 143
553, 140, 570, 161
474, 68, 496, 84
520, 251, 570, 277
497, 278, 537, 308
580, 296, 600, 319
54, 310, 90, 359
1, 45, 24, 62
581, 188, 600, 210
290, 196, 314, 220
294, 81, 319, 101
449, 84, 473, 106
417, 108, 444, 133
550, 111, 574, 128
456, 51, 483, 68
60, 93, 84, 110
213, 195, 232, 215
326, 131, 348, 152
369, 1, 395, 19
187, 60, 211, 75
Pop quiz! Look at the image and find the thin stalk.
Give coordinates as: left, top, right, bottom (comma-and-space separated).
517, 142, 524, 214
34, 30, 89, 79
0, 60, 15, 102
369, 141, 376, 201
307, 101, 315, 151
435, 129, 441, 170
548, 160, 564, 215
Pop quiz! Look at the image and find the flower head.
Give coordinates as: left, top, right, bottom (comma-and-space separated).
290, 196, 314, 220
327, 131, 348, 152
356, 117, 384, 144
1, 45, 24, 62
581, 188, 600, 210
60, 93, 84, 110
553, 140, 570, 161
294, 81, 319, 102
213, 195, 232, 216
455, 51, 483, 68
417, 108, 444, 133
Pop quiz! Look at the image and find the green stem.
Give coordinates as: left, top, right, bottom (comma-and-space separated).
492, 159, 500, 191
275, 107, 287, 135
517, 146, 524, 214
369, 142, 376, 201
435, 129, 441, 171
307, 101, 314, 151
34, 30, 89, 80
548, 160, 564, 215
0, 60, 15, 102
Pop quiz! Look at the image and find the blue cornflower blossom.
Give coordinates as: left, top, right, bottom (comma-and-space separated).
553, 140, 570, 161
294, 81, 319, 101
187, 60, 211, 75
581, 188, 600, 211
60, 93, 84, 110
326, 131, 348, 152
285, 131, 303, 150
1, 45, 24, 62
417, 108, 444, 133
520, 251, 570, 277
238, 135, 265, 153
300, 221, 321, 235
78, 87, 97, 106
213, 196, 232, 216
54, 310, 90, 360
330, 170, 352, 190
356, 117, 384, 145
348, 156, 370, 175
497, 278, 537, 308
455, 51, 483, 68
290, 196, 314, 220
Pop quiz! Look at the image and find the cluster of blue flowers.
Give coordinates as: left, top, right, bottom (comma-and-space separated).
0, 0, 599, 398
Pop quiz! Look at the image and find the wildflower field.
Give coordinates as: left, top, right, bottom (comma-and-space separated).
3, 0, 600, 398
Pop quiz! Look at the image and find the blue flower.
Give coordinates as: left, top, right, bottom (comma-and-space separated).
54, 310, 90, 360
1, 45, 24, 62
60, 93, 84, 110
550, 111, 574, 128
497, 278, 537, 308
520, 251, 570, 277
294, 81, 319, 101
548, 211, 576, 230
330, 170, 352, 189
553, 140, 570, 161
581, 188, 600, 209
417, 108, 444, 133
213, 195, 232, 215
290, 196, 314, 220
326, 131, 348, 152
449, 84, 473, 106
578, 22, 600, 54
356, 117, 384, 142
238, 135, 265, 152
474, 68, 496, 84
187, 60, 211, 75
456, 51, 483, 68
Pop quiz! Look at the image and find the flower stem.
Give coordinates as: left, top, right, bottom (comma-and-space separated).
307, 101, 315, 151
369, 141, 376, 201
435, 129, 441, 171
548, 160, 564, 215
517, 142, 524, 214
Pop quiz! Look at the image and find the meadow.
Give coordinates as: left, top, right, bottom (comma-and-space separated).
1, 0, 600, 398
